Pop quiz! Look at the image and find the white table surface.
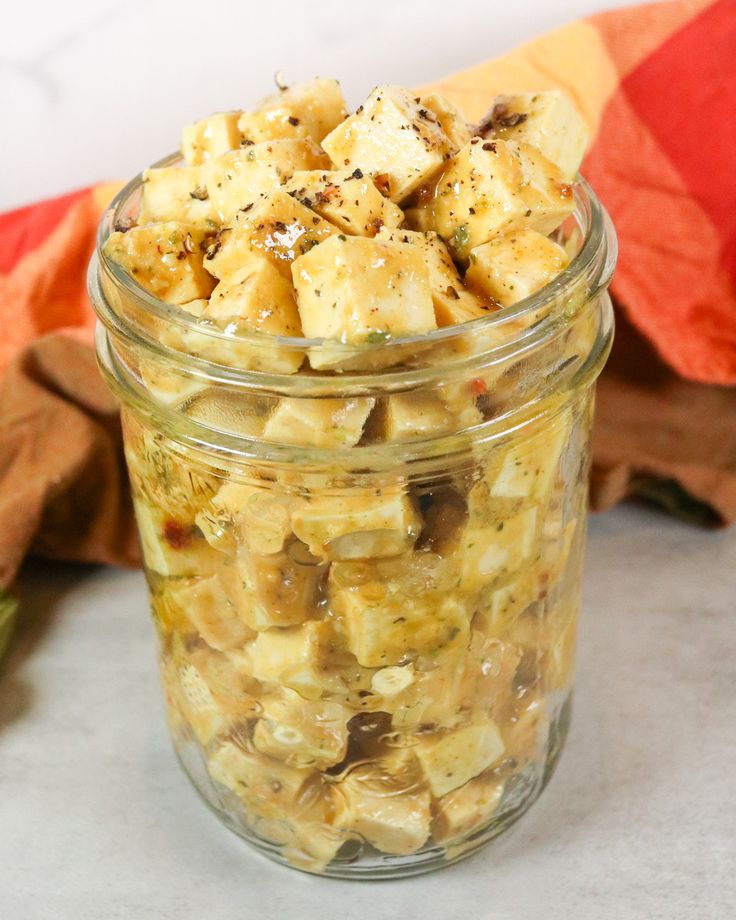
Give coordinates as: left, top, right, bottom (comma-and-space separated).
3, 2, 735, 918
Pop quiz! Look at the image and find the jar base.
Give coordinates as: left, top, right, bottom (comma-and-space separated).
173, 693, 572, 880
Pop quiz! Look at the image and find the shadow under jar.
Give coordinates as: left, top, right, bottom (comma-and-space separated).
90, 165, 616, 879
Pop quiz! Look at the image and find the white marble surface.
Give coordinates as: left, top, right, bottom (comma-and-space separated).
3, 2, 735, 918
2, 506, 735, 920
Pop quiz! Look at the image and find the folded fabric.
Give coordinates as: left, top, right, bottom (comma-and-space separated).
1, 0, 735, 601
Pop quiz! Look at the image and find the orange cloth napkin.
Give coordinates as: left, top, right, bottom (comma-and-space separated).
1, 0, 735, 597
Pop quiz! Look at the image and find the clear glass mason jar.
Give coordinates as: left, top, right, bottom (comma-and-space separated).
89, 159, 616, 879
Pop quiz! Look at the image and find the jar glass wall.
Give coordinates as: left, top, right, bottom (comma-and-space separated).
90, 169, 615, 878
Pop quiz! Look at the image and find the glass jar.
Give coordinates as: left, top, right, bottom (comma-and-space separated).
89, 160, 616, 879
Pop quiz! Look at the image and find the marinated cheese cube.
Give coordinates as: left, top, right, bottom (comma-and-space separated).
321, 84, 452, 202
237, 544, 326, 630
291, 235, 436, 364
466, 229, 569, 308
249, 621, 336, 699
253, 691, 349, 768
197, 482, 292, 556
457, 506, 539, 590
489, 90, 589, 181
138, 355, 206, 406
208, 189, 339, 281
181, 111, 243, 165
403, 204, 435, 233
181, 389, 270, 441
167, 659, 229, 746
485, 573, 537, 635
204, 259, 304, 374
376, 227, 492, 326
133, 498, 219, 578
433, 138, 575, 261
263, 396, 374, 448
414, 715, 505, 796
203, 140, 329, 225
337, 762, 431, 855
103, 223, 215, 304
163, 575, 252, 651
369, 391, 480, 442
285, 168, 404, 237
138, 165, 215, 226
238, 78, 347, 145
489, 408, 572, 499
503, 695, 548, 766
290, 489, 420, 561
420, 92, 472, 153
335, 587, 468, 668
432, 773, 504, 843
208, 741, 312, 813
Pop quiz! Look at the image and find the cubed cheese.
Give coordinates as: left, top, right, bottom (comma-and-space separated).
249, 621, 335, 699
237, 545, 325, 630
322, 84, 452, 202
432, 773, 504, 843
489, 408, 572, 499
466, 229, 569, 308
163, 575, 252, 651
456, 506, 539, 591
414, 716, 505, 796
263, 396, 374, 448
208, 741, 312, 813
133, 498, 219, 577
138, 165, 215, 226
369, 391, 481, 442
291, 235, 436, 366
208, 189, 339, 280
285, 168, 404, 236
488, 90, 589, 181
238, 78, 347, 145
196, 482, 292, 556
433, 138, 575, 260
420, 92, 472, 153
253, 691, 349, 768
290, 489, 420, 561
103, 223, 215, 304
181, 111, 243, 165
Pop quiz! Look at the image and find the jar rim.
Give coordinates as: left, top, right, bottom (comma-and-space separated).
92, 154, 617, 394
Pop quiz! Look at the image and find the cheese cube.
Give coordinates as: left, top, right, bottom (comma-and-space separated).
285, 169, 404, 236
249, 621, 335, 699
133, 498, 219, 578
335, 587, 468, 668
197, 482, 292, 556
432, 773, 504, 843
290, 489, 420, 561
414, 716, 505, 796
403, 204, 435, 233
291, 235, 436, 364
489, 91, 589, 181
181, 111, 243, 165
167, 660, 228, 746
253, 691, 349, 768
163, 575, 252, 651
238, 78, 347, 145
376, 227, 492, 326
456, 506, 539, 591
433, 138, 575, 260
264, 396, 374, 448
420, 92, 472, 153
322, 85, 452, 202
466, 229, 569, 308
369, 391, 481, 442
181, 389, 270, 441
237, 545, 325, 630
138, 356, 206, 406
208, 189, 339, 280
103, 223, 215, 304
337, 762, 431, 855
138, 165, 215, 226
208, 741, 312, 814
203, 259, 304, 374
503, 695, 548, 766
490, 409, 572, 500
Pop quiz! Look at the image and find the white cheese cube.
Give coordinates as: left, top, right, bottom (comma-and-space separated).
432, 773, 504, 843
163, 575, 252, 651
490, 409, 572, 499
197, 482, 292, 556
237, 545, 326, 631
456, 506, 539, 590
249, 621, 335, 699
420, 92, 472, 153
133, 498, 218, 578
253, 691, 349, 768
238, 78, 347, 145
208, 741, 312, 813
414, 715, 505, 796
181, 111, 243, 165
264, 396, 374, 448
322, 84, 452, 202
369, 391, 481, 442
138, 166, 215, 226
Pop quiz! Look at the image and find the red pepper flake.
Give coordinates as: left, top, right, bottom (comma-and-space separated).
559, 183, 574, 199
162, 519, 193, 549
470, 377, 487, 396
374, 173, 391, 196
322, 184, 340, 200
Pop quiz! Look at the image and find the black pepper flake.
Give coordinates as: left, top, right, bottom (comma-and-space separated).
287, 115, 300, 126
482, 142, 497, 152
469, 206, 476, 215
240, 138, 255, 146
190, 186, 209, 200
239, 202, 254, 213
205, 240, 221, 260
445, 285, 460, 300
351, 167, 363, 179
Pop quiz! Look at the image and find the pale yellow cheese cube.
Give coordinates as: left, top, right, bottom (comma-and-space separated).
291, 235, 436, 365
414, 716, 505, 796
207, 189, 339, 280
249, 621, 335, 699
163, 575, 252, 651
321, 84, 452, 202
138, 357, 206, 406
237, 545, 325, 630
376, 227, 492, 326
456, 506, 539, 590
432, 773, 504, 843
489, 409, 572, 500
197, 482, 292, 556
203, 140, 329, 225
489, 90, 589, 181
238, 78, 347, 145
285, 168, 404, 236
168, 660, 229, 746
264, 397, 374, 448
466, 229, 569, 308
337, 762, 431, 855
208, 741, 312, 813
181, 111, 243, 165
103, 223, 215, 304
203, 259, 304, 374
291, 489, 420, 561
253, 691, 349, 768
420, 92, 472, 153
370, 391, 481, 442
133, 498, 218, 578
138, 165, 215, 226
433, 138, 575, 260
